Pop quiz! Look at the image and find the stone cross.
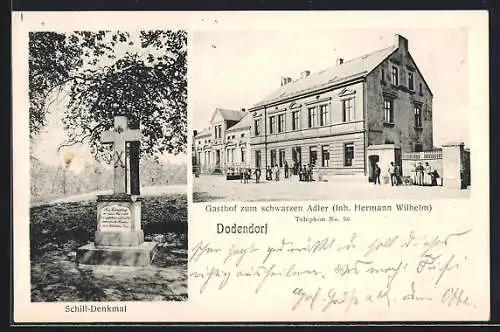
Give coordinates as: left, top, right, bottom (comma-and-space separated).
100, 115, 141, 194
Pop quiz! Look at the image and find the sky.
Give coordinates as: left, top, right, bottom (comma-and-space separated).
191, 28, 469, 147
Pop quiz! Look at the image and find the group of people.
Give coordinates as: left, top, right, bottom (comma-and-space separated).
372, 161, 438, 186
239, 167, 255, 184
412, 161, 437, 186
235, 161, 318, 184
298, 164, 314, 182
265, 162, 291, 182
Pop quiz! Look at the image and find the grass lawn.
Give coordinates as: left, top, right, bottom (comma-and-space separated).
30, 193, 187, 302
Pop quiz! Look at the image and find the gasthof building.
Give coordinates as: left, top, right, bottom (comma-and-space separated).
248, 34, 433, 180
194, 34, 434, 181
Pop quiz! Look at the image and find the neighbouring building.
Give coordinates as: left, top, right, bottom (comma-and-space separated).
248, 34, 433, 181
193, 108, 251, 174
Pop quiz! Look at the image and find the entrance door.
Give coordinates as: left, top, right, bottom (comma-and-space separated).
215, 150, 221, 167
255, 150, 261, 168
292, 147, 302, 174
368, 155, 380, 182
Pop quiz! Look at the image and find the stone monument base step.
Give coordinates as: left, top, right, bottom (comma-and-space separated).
76, 242, 158, 267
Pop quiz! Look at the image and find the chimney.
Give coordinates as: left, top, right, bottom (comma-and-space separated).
336, 58, 344, 66
394, 34, 408, 51
281, 76, 292, 86
301, 70, 310, 78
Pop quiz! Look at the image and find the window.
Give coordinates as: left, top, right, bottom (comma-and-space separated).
408, 72, 414, 90
255, 150, 261, 168
384, 99, 394, 123
232, 135, 235, 139
269, 116, 276, 134
254, 119, 261, 136
414, 106, 422, 128
309, 146, 318, 166
321, 145, 330, 167
419, 83, 423, 94
426, 105, 432, 121
344, 143, 354, 167
381, 68, 385, 81
241, 133, 245, 138
391, 66, 399, 85
213, 125, 222, 139
319, 105, 328, 126
278, 114, 285, 133
415, 144, 423, 152
270, 149, 277, 167
342, 98, 354, 122
292, 111, 300, 130
279, 149, 285, 167
308, 107, 317, 128
241, 147, 245, 163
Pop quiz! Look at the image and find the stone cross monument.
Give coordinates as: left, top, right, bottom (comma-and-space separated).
77, 114, 157, 267
100, 115, 140, 194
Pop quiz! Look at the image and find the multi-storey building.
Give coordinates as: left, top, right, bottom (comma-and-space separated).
193, 108, 251, 174
248, 34, 433, 180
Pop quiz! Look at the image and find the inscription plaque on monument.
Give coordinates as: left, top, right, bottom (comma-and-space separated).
99, 205, 131, 232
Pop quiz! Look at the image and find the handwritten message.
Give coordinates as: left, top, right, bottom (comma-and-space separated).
189, 227, 479, 316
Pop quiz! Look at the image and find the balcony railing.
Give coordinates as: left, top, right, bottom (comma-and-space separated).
403, 150, 442, 160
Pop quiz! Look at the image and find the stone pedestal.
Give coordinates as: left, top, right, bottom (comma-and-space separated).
76, 194, 157, 267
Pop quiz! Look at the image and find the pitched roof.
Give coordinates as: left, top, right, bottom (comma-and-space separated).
251, 45, 397, 109
226, 113, 251, 132
211, 108, 247, 123
194, 128, 211, 138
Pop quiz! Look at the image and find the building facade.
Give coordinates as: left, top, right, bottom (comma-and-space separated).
248, 34, 433, 180
194, 108, 251, 174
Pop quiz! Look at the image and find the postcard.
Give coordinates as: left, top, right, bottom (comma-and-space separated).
12, 10, 489, 323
